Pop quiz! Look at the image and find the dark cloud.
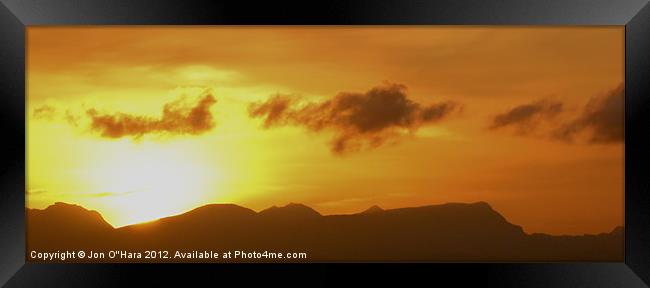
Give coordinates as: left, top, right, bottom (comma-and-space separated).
489, 99, 563, 133
490, 84, 623, 144
87, 94, 217, 139
249, 83, 460, 154
553, 84, 624, 143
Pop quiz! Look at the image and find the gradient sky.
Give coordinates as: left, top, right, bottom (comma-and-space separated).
27, 27, 624, 235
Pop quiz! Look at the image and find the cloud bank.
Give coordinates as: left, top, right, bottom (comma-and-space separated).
249, 83, 460, 154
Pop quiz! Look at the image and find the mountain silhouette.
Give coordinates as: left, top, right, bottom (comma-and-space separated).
26, 201, 623, 262
360, 205, 384, 214
259, 203, 321, 220
26, 202, 114, 252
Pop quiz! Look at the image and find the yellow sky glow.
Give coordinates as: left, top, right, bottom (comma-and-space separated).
27, 27, 624, 234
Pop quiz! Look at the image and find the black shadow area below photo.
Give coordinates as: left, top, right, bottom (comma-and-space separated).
3, 263, 649, 287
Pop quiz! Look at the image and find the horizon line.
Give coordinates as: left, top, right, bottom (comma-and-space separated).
27, 200, 623, 237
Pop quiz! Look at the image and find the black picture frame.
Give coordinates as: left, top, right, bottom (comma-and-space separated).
1, 0, 649, 286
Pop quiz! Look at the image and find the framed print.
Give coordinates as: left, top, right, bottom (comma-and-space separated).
1, 0, 649, 286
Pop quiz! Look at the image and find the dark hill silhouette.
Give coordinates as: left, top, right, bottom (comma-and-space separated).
259, 203, 321, 219
27, 202, 114, 252
28, 202, 113, 229
26, 201, 623, 262
360, 205, 384, 214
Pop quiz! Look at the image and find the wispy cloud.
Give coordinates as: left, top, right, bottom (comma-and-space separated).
553, 84, 624, 143
32, 105, 57, 120
489, 99, 563, 134
489, 84, 623, 144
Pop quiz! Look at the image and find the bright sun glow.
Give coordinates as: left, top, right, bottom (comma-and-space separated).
86, 140, 218, 227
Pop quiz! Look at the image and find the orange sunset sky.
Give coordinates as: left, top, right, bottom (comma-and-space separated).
27, 27, 624, 235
